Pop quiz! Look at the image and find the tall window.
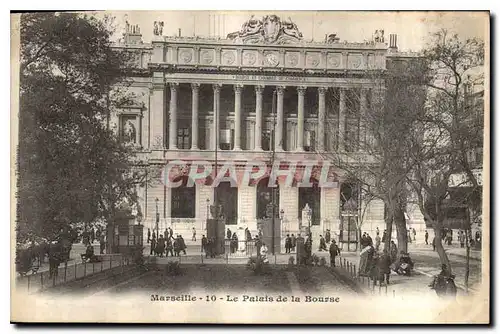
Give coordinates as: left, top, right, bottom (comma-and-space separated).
298, 182, 321, 225
177, 128, 190, 149
345, 89, 361, 152
256, 177, 280, 219
171, 176, 195, 218
214, 181, 238, 224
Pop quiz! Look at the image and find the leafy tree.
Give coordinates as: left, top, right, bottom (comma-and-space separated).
17, 12, 147, 244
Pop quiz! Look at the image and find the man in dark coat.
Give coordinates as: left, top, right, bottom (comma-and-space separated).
425, 230, 429, 245
285, 234, 292, 254
291, 234, 296, 251
201, 235, 208, 253
227, 228, 232, 240
156, 235, 165, 257
318, 235, 327, 251
147, 228, 151, 244
90, 228, 95, 244
329, 240, 340, 267
255, 235, 262, 259
179, 235, 187, 255
375, 249, 391, 285
150, 233, 156, 255
165, 237, 173, 257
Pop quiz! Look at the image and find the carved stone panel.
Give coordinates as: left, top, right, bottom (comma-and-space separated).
263, 51, 280, 67
200, 48, 215, 65
285, 51, 300, 68
242, 50, 258, 66
221, 49, 237, 66
367, 53, 376, 69
348, 53, 364, 69
327, 53, 342, 69
306, 52, 321, 68
178, 48, 194, 64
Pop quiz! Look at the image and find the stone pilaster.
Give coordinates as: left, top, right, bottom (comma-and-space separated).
338, 88, 346, 151
212, 84, 221, 150
151, 73, 165, 148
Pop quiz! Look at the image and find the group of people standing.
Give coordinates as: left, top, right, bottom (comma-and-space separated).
147, 228, 187, 257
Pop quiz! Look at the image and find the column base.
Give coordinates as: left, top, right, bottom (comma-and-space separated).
254, 147, 263, 152
191, 145, 199, 150
233, 147, 242, 151
295, 148, 305, 152
168, 146, 178, 151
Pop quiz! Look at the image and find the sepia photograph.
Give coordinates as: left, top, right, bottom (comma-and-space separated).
10, 9, 490, 324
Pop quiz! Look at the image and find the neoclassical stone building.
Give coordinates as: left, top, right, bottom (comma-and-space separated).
112, 15, 423, 245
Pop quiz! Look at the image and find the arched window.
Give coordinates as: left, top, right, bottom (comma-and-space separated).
298, 179, 321, 225
256, 177, 280, 219
171, 176, 196, 218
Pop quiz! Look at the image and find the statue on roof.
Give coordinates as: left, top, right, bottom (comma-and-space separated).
227, 14, 303, 44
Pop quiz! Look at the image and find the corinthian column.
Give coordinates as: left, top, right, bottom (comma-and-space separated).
233, 84, 243, 150
254, 85, 264, 151
168, 82, 179, 150
275, 86, 285, 151
212, 84, 221, 150
191, 83, 200, 150
296, 86, 306, 152
318, 87, 326, 151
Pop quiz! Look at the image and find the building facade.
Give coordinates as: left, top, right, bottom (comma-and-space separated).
113, 15, 420, 243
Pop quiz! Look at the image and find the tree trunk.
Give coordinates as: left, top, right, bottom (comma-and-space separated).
383, 210, 393, 253
465, 228, 471, 293
433, 226, 452, 276
394, 206, 408, 253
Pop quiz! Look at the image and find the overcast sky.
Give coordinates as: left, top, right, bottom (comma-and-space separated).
102, 11, 488, 51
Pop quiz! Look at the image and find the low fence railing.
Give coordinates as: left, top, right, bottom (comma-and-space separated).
15, 254, 128, 294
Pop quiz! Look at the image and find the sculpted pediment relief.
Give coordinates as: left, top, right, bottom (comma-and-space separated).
227, 15, 303, 45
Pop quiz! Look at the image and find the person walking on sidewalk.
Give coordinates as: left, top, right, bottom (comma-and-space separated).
375, 232, 381, 252
412, 228, 416, 242
425, 230, 429, 245
318, 235, 328, 251
329, 240, 340, 267
285, 234, 292, 254
192, 227, 197, 242
459, 230, 466, 248
147, 228, 151, 244
432, 237, 436, 251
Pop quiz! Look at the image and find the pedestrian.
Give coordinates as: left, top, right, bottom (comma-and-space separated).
366, 233, 373, 247
432, 237, 436, 251
382, 229, 388, 244
150, 233, 156, 255
260, 242, 269, 264
377, 249, 391, 285
291, 234, 296, 252
157, 235, 166, 257
325, 229, 331, 244
99, 234, 106, 254
245, 227, 251, 241
459, 231, 466, 248
179, 235, 187, 255
168, 227, 174, 240
376, 227, 380, 235
231, 233, 238, 253
255, 235, 262, 259
329, 240, 340, 267
389, 240, 398, 264
318, 235, 327, 251
446, 230, 452, 246
375, 232, 381, 251
192, 227, 197, 242
165, 229, 169, 241
201, 235, 208, 253
165, 237, 173, 257
425, 230, 429, 245
90, 227, 95, 244
407, 230, 412, 243
227, 228, 232, 240
173, 236, 180, 257
412, 228, 417, 241
285, 234, 292, 254
147, 228, 151, 244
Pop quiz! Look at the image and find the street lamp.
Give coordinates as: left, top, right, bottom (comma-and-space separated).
155, 198, 159, 239
307, 206, 312, 239
205, 198, 210, 230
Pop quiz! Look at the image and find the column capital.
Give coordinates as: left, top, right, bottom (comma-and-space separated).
191, 83, 200, 91
318, 86, 328, 95
213, 83, 222, 93
169, 82, 179, 91
297, 86, 307, 95
255, 85, 265, 94
234, 84, 244, 93
276, 86, 286, 95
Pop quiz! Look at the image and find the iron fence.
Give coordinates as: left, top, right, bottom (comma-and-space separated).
15, 254, 127, 294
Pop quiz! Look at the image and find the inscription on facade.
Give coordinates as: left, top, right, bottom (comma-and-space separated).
232, 74, 306, 82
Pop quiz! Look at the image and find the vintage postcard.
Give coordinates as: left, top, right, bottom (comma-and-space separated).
10, 10, 490, 324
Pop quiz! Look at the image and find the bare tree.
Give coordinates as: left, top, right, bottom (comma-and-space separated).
406, 29, 484, 278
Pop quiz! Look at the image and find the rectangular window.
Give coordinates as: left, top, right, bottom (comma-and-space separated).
177, 128, 190, 149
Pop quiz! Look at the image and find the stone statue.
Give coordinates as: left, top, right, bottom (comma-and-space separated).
227, 14, 302, 44
281, 17, 302, 39
326, 33, 340, 43
159, 21, 164, 36
154, 21, 158, 35
374, 29, 385, 43
123, 120, 136, 144
125, 20, 130, 34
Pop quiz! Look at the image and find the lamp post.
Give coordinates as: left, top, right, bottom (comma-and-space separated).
280, 209, 285, 234
155, 198, 159, 239
205, 198, 210, 230
307, 206, 312, 239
